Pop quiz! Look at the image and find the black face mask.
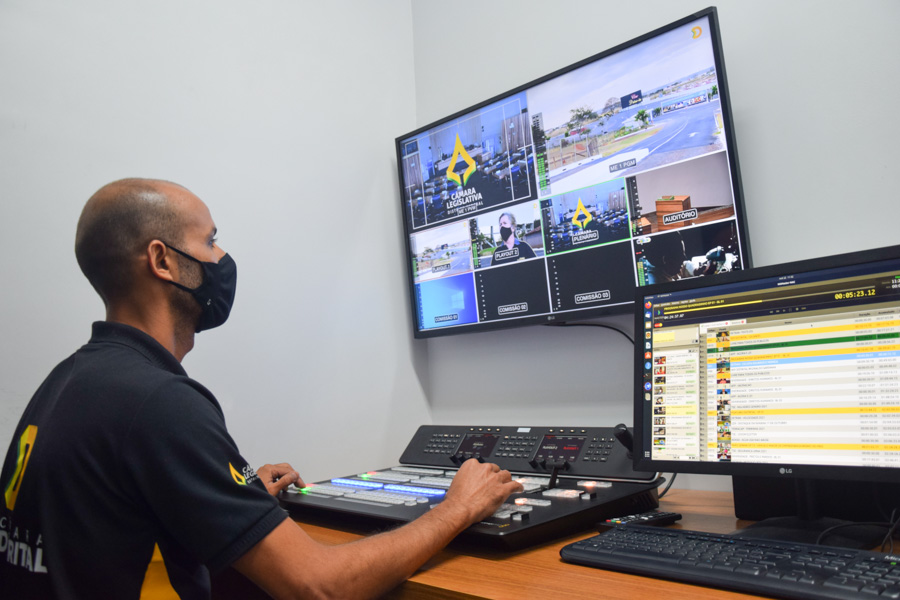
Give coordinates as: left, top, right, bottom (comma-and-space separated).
164, 244, 237, 333
500, 226, 514, 241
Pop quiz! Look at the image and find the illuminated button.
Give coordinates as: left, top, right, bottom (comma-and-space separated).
361, 471, 411, 483
300, 484, 352, 497
577, 480, 612, 488
515, 498, 551, 507
384, 484, 446, 497
331, 478, 384, 489
515, 477, 551, 487
542, 489, 581, 498
512, 478, 545, 493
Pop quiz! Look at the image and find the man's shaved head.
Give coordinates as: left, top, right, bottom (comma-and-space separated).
75, 178, 189, 306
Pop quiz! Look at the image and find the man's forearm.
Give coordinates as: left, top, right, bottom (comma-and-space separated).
235, 460, 520, 600
314, 499, 475, 598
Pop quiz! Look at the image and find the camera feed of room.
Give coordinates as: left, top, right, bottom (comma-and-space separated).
400, 92, 539, 231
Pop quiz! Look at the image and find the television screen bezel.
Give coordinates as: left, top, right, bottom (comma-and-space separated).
396, 6, 752, 339
632, 243, 900, 485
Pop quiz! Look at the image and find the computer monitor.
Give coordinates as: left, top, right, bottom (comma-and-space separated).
634, 245, 900, 547
395, 7, 751, 338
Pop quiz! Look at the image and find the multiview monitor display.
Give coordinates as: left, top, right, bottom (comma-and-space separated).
396, 7, 751, 338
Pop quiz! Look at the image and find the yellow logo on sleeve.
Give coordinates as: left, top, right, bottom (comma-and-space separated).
229, 462, 247, 485
4, 425, 38, 510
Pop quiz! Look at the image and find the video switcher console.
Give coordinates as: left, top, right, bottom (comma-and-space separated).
279, 425, 661, 549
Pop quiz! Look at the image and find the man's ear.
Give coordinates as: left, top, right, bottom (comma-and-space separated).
147, 240, 177, 283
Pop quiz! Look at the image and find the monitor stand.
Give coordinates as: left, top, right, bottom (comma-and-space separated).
730, 477, 897, 549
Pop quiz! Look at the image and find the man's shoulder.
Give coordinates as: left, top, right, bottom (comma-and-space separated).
30, 330, 218, 423
70, 339, 186, 397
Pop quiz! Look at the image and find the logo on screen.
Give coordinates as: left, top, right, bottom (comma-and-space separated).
446, 134, 477, 187
571, 198, 593, 229
692, 26, 702, 39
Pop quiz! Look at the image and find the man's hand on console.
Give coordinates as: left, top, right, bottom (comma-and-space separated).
256, 462, 303, 496
234, 458, 522, 598
442, 458, 524, 523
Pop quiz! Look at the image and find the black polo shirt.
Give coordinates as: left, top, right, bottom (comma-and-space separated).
0, 322, 287, 599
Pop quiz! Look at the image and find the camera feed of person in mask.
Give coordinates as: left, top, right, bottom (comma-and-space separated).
468, 205, 550, 322
490, 212, 537, 266
471, 206, 543, 269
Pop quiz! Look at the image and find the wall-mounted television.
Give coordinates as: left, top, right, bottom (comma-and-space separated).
396, 7, 751, 338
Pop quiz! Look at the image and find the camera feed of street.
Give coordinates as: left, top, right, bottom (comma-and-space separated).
527, 19, 725, 198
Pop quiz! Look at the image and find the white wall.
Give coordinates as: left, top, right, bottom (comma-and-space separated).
0, 0, 427, 484
411, 0, 900, 490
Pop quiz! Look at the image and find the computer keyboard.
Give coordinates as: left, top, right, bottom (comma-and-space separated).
560, 524, 900, 599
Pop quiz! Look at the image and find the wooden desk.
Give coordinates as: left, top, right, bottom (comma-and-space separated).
244, 489, 761, 599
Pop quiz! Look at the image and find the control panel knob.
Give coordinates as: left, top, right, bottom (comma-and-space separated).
613, 423, 634, 459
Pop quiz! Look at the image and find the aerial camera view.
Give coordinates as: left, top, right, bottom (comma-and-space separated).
529, 19, 725, 197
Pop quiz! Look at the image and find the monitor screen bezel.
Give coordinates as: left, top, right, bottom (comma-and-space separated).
395, 6, 752, 339
633, 243, 900, 484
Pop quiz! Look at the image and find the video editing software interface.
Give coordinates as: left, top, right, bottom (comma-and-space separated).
639, 255, 900, 472
397, 9, 750, 336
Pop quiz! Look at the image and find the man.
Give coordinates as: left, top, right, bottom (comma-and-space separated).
0, 178, 522, 599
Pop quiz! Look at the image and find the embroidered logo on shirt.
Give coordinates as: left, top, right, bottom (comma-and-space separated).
229, 462, 247, 485
229, 462, 260, 486
4, 425, 38, 511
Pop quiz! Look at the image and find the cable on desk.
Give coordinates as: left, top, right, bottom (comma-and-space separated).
657, 473, 677, 499
810, 507, 900, 550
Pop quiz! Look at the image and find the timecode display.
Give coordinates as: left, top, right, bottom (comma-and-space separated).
834, 289, 877, 300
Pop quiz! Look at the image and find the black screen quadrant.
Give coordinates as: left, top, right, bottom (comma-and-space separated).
475, 258, 552, 323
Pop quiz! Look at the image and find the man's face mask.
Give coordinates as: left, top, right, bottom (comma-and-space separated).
500, 226, 514, 241
164, 243, 237, 333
